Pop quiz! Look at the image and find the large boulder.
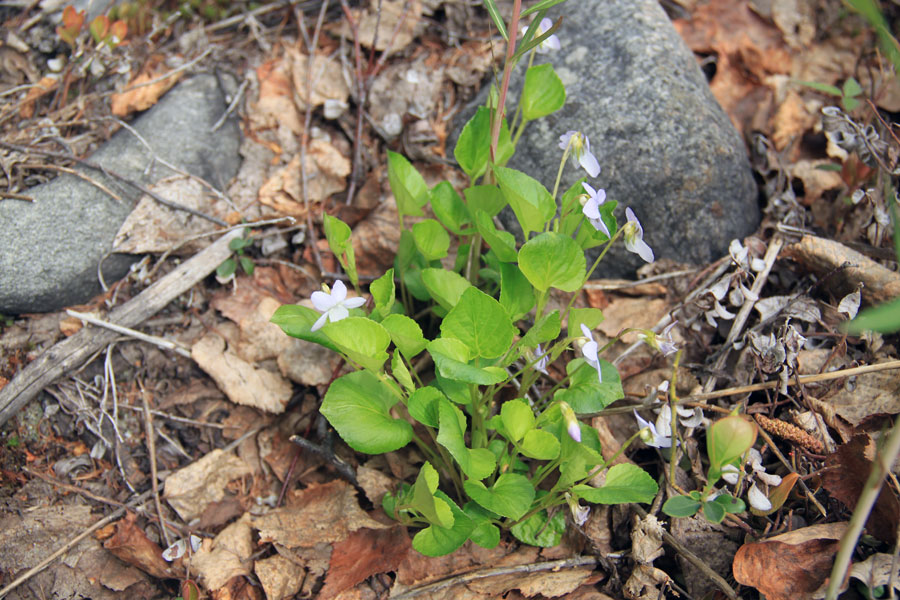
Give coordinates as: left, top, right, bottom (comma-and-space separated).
0, 74, 241, 314
484, 0, 760, 276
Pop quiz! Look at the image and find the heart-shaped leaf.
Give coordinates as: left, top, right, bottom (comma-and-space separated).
387, 150, 428, 218
422, 268, 471, 311
520, 429, 560, 460
494, 167, 555, 238
501, 399, 534, 443
437, 399, 496, 480
521, 63, 565, 121
441, 287, 515, 359
322, 317, 390, 372
573, 464, 658, 505
412, 218, 450, 261
463, 473, 535, 520
518, 232, 585, 292
381, 313, 427, 359
412, 490, 473, 557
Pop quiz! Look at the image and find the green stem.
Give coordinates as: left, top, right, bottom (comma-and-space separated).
562, 228, 624, 322
551, 144, 571, 201
465, 233, 482, 284
826, 412, 900, 600
668, 350, 682, 487
470, 385, 487, 449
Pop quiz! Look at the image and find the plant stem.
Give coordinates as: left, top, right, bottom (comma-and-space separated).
489, 0, 522, 162
826, 413, 900, 600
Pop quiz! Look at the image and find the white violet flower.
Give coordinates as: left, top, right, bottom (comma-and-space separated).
560, 401, 581, 443
634, 407, 673, 448
565, 492, 590, 526
522, 17, 561, 53
559, 131, 601, 178
623, 208, 654, 263
162, 535, 202, 561
533, 344, 550, 374
310, 280, 366, 331
581, 182, 611, 237
579, 323, 602, 383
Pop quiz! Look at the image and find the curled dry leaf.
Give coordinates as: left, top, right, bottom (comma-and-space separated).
163, 448, 252, 522
732, 522, 849, 600
624, 564, 670, 600
318, 526, 411, 599
191, 515, 255, 592
850, 553, 900, 595
103, 512, 172, 579
258, 141, 351, 217
255, 554, 305, 600
631, 513, 665, 564
191, 332, 293, 414
287, 47, 350, 110
111, 65, 183, 117
339, 0, 423, 52
251, 56, 303, 135
252, 480, 389, 548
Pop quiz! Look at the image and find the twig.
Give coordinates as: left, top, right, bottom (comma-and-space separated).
67, 310, 192, 358
211, 77, 248, 132
115, 403, 227, 429
632, 505, 737, 599
826, 412, 900, 600
581, 269, 699, 291
389, 556, 599, 600
0, 491, 152, 599
20, 162, 125, 203
0, 141, 227, 226
0, 190, 33, 201
138, 381, 171, 548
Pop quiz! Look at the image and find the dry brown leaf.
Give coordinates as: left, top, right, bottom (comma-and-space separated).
192, 514, 255, 591
367, 56, 445, 138
784, 235, 900, 305
823, 435, 900, 544
770, 0, 816, 49
395, 541, 512, 592
356, 463, 396, 506
669, 513, 741, 598
163, 448, 252, 522
192, 332, 293, 413
251, 55, 303, 135
111, 67, 183, 117
771, 90, 815, 150
59, 315, 83, 336
624, 564, 670, 600
339, 0, 423, 52
595, 297, 669, 345
255, 554, 306, 600
258, 141, 351, 216
278, 337, 344, 386
274, 542, 332, 596
252, 480, 389, 548
791, 159, 844, 203
287, 47, 350, 110
818, 362, 900, 427
211, 290, 292, 362
850, 553, 900, 594
0, 504, 94, 573
103, 512, 173, 579
631, 514, 665, 565
19, 75, 57, 118
319, 526, 411, 599
352, 196, 403, 278
113, 176, 221, 254
673, 0, 790, 133
732, 522, 849, 600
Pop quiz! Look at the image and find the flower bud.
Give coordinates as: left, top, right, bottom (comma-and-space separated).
560, 401, 581, 442
564, 492, 590, 526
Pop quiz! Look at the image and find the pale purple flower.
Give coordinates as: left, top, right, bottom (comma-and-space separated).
623, 208, 654, 263
310, 280, 366, 331
634, 409, 673, 448
534, 344, 550, 374
560, 401, 581, 442
565, 492, 590, 526
559, 131, 600, 178
579, 323, 602, 383
639, 321, 678, 356
581, 182, 610, 238
522, 17, 560, 53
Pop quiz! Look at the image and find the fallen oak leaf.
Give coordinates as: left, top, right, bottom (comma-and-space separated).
111, 66, 183, 117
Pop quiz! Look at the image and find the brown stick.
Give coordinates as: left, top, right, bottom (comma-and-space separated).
0, 228, 242, 426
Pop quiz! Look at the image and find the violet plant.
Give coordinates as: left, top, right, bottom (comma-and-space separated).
271, 0, 668, 556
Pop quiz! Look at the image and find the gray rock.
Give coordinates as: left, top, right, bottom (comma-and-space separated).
477, 0, 760, 277
0, 74, 241, 314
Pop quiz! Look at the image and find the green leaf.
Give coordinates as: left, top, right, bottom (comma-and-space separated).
422, 268, 472, 311
845, 297, 900, 334
501, 399, 534, 443
412, 490, 474, 556
463, 473, 535, 520
521, 64, 566, 121
481, 0, 508, 40
320, 371, 412, 454
454, 107, 492, 181
573, 464, 658, 505
229, 235, 252, 251
554, 358, 624, 413
510, 504, 565, 547
464, 185, 507, 217
518, 232, 586, 292
391, 350, 415, 394
794, 79, 842, 97
411, 462, 454, 528
713, 493, 746, 514
387, 150, 429, 218
429, 338, 507, 385
464, 502, 500, 549
431, 182, 472, 235
843, 77, 863, 98
702, 500, 726, 523
662, 495, 702, 518
412, 219, 451, 261
381, 314, 427, 359
408, 387, 443, 428
474, 210, 518, 262
370, 269, 396, 318
441, 287, 516, 359
494, 167, 556, 238
499, 262, 535, 320
323, 214, 357, 286
520, 429, 560, 460
216, 258, 236, 279
520, 310, 561, 347
574, 199, 617, 250
707, 416, 757, 480
270, 304, 339, 352
322, 317, 390, 372
239, 256, 255, 275
437, 399, 496, 480
520, 0, 566, 17
568, 308, 604, 339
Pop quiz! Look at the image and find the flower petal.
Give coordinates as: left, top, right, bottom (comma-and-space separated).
344, 296, 367, 309
311, 312, 329, 332
311, 290, 336, 311
578, 150, 601, 178
331, 280, 348, 302
559, 131, 575, 151
747, 483, 772, 511
329, 305, 350, 323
